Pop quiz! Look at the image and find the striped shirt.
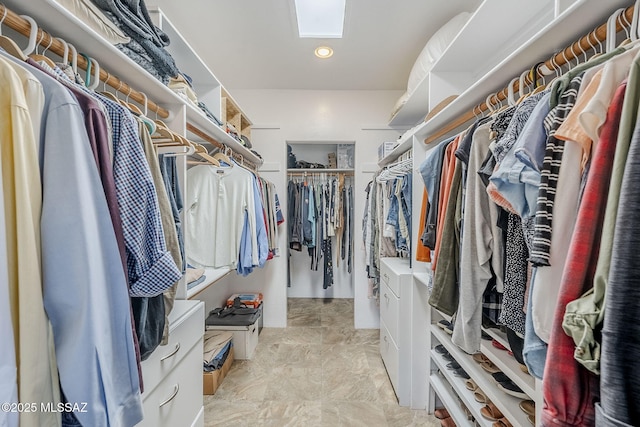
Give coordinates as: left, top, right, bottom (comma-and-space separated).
530, 74, 584, 266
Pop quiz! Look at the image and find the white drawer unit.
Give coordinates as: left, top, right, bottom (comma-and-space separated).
138, 300, 205, 427
380, 319, 400, 390
380, 282, 400, 341
379, 257, 412, 407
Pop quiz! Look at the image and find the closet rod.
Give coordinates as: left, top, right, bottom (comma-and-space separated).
186, 122, 259, 171
287, 170, 355, 176
0, 3, 169, 119
424, 4, 635, 145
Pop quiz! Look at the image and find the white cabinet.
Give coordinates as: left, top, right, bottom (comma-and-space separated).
138, 300, 205, 427
379, 257, 412, 406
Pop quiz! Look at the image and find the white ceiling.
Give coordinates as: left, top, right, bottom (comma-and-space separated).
150, 0, 479, 91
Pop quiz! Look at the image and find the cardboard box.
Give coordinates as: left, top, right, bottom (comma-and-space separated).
203, 346, 234, 395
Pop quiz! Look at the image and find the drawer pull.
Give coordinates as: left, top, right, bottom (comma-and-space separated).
382, 273, 389, 283
160, 343, 181, 361
384, 335, 388, 343
384, 293, 389, 300
159, 384, 180, 408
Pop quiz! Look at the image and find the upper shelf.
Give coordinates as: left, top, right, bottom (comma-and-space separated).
413, 0, 634, 143
7, 0, 185, 106
147, 6, 220, 92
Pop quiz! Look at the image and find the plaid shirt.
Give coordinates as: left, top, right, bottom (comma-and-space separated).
96, 94, 181, 297
541, 83, 625, 427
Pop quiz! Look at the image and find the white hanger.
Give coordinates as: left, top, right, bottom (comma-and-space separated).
485, 94, 495, 114
19, 15, 39, 55
517, 70, 530, 101
68, 43, 78, 74
88, 56, 100, 90
606, 9, 625, 52
507, 77, 518, 106
57, 37, 69, 64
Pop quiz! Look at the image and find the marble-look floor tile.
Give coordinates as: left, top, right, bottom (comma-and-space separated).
257, 400, 322, 420
288, 311, 322, 327
322, 326, 379, 345
274, 344, 323, 368
322, 371, 381, 402
264, 367, 322, 401
321, 401, 388, 427
382, 403, 440, 427
203, 398, 261, 427
321, 344, 370, 375
204, 298, 434, 426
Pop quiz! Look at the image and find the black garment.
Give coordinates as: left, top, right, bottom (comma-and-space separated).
131, 295, 165, 360
499, 213, 529, 335
348, 186, 353, 274
302, 185, 312, 245
323, 239, 334, 289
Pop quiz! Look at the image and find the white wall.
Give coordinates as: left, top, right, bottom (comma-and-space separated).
197, 89, 403, 329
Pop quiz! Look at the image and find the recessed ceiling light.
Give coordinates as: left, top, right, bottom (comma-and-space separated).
315, 46, 334, 58
295, 0, 345, 38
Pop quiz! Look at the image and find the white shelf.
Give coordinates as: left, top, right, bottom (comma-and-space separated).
287, 168, 354, 173
413, 0, 633, 144
7, 0, 185, 106
148, 7, 221, 89
187, 267, 231, 300
429, 374, 475, 427
480, 339, 536, 400
431, 0, 554, 75
431, 326, 532, 427
432, 307, 453, 324
388, 79, 430, 127
377, 136, 413, 168
482, 326, 511, 351
380, 257, 412, 276
413, 272, 431, 288
431, 351, 492, 427
185, 102, 263, 165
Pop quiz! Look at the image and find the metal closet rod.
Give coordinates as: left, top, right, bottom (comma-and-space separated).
424, 5, 635, 145
0, 3, 169, 119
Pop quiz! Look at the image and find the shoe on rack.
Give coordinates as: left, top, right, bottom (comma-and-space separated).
490, 372, 511, 384
481, 331, 492, 340
519, 400, 535, 417
480, 402, 504, 421
497, 379, 529, 399
434, 408, 450, 420
480, 360, 501, 374
442, 352, 456, 363
440, 416, 457, 427
465, 379, 478, 391
493, 417, 513, 427
492, 339, 508, 351
434, 344, 448, 354
474, 390, 489, 404
452, 367, 470, 379
472, 352, 490, 364
527, 414, 535, 425
437, 320, 452, 330
446, 361, 461, 370
444, 323, 454, 335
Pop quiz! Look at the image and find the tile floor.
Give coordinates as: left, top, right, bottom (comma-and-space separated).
204, 298, 439, 427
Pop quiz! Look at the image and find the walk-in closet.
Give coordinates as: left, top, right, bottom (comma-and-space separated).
2, 1, 640, 426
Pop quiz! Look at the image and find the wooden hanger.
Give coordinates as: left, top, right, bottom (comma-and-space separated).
213, 146, 232, 165
193, 143, 220, 167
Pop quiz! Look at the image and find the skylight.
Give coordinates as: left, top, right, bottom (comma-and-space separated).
294, 0, 346, 38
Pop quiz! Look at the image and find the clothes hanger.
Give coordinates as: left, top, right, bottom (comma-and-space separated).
192, 143, 220, 167
618, 9, 632, 46
29, 30, 57, 68
530, 63, 548, 95
0, 11, 36, 61
515, 69, 531, 104
606, 9, 625, 53
56, 37, 69, 66
213, 145, 232, 165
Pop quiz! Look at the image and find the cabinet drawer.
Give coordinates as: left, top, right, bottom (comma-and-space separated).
380, 263, 400, 297
380, 282, 400, 343
142, 302, 204, 394
380, 319, 399, 394
138, 339, 203, 427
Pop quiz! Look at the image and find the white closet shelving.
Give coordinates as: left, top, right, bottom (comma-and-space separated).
3, 2, 265, 426
402, 0, 633, 425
